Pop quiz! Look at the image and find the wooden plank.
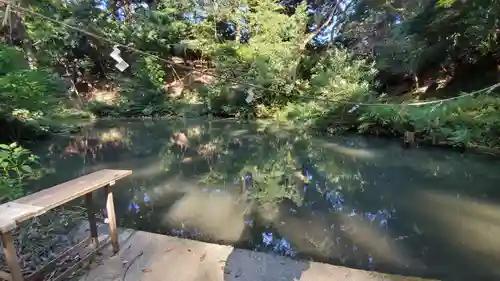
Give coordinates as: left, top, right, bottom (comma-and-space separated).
14, 169, 131, 210
105, 186, 119, 253
0, 170, 131, 232
0, 203, 44, 232
0, 270, 12, 281
1, 231, 24, 281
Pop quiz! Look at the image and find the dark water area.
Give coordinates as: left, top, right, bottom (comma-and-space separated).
28, 119, 500, 280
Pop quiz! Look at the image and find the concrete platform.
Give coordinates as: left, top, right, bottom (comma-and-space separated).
78, 228, 437, 281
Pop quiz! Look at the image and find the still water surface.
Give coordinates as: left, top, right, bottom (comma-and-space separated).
30, 119, 500, 280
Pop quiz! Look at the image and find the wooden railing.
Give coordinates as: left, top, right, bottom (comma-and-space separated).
0, 169, 132, 281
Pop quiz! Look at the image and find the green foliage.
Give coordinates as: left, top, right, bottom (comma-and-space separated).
357, 93, 500, 148
0, 44, 76, 141
0, 142, 39, 201
0, 45, 56, 112
307, 49, 376, 102
1, 0, 500, 150
281, 48, 377, 126
0, 46, 29, 74
188, 0, 310, 116
0, 69, 66, 111
437, 0, 457, 7
348, 0, 500, 78
332, 0, 500, 149
86, 56, 176, 117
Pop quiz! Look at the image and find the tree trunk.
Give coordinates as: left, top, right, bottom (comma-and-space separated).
235, 22, 241, 43
123, 0, 131, 20
2, 7, 38, 68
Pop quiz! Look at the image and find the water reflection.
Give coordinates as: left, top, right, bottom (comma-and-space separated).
29, 119, 500, 280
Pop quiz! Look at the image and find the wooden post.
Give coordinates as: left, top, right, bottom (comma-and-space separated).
105, 185, 119, 253
240, 176, 246, 195
403, 131, 415, 148
85, 193, 99, 248
1, 231, 24, 281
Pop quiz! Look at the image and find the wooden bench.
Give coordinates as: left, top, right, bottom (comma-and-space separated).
0, 169, 132, 281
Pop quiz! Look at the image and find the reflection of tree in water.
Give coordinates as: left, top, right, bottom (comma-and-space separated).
32, 119, 500, 280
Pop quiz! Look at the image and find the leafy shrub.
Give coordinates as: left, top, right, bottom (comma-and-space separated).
0, 44, 68, 116
0, 70, 66, 112
0, 45, 29, 75
0, 143, 39, 201
357, 93, 500, 148
282, 48, 377, 126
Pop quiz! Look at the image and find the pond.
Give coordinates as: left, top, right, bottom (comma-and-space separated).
29, 119, 500, 280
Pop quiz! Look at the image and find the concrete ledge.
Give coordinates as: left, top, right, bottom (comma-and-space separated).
77, 227, 437, 281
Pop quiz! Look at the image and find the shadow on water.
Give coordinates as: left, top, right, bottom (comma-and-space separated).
28, 118, 500, 280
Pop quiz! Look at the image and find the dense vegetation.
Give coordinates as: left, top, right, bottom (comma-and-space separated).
1, 0, 500, 150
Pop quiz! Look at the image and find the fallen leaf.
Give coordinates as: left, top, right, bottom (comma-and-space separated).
141, 268, 152, 273
164, 248, 174, 253
199, 253, 206, 262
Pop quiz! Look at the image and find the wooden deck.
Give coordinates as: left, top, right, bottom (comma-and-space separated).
0, 169, 132, 281
81, 228, 437, 281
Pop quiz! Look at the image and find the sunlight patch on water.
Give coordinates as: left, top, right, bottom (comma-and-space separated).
316, 141, 378, 160
149, 177, 204, 198
411, 189, 500, 276
98, 128, 126, 143
228, 129, 250, 137
337, 213, 423, 270
163, 190, 249, 243
270, 209, 339, 259
186, 125, 202, 137
127, 157, 165, 178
